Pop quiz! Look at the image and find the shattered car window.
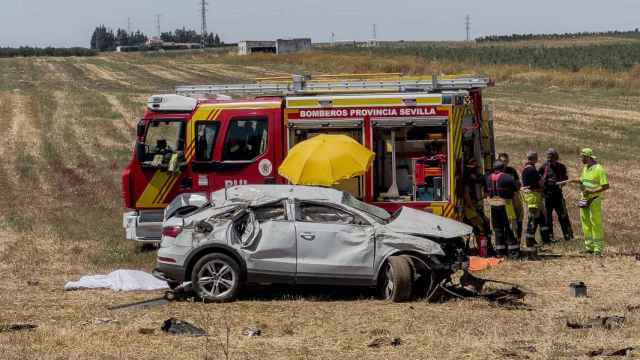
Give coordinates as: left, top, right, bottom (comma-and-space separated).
297, 204, 356, 225
252, 202, 286, 222
341, 193, 390, 223
233, 212, 256, 247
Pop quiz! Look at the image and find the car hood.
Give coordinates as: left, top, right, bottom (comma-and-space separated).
384, 207, 473, 239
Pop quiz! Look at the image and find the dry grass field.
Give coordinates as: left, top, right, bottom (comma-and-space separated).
1, 50, 639, 359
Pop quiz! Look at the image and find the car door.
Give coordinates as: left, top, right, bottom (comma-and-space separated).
240, 200, 296, 284
294, 201, 375, 285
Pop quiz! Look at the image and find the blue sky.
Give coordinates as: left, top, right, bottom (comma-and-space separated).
1, 0, 639, 47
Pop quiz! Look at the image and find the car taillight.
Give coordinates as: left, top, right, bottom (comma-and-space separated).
158, 257, 176, 263
162, 226, 182, 237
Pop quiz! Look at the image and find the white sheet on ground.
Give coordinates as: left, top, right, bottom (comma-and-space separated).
64, 270, 169, 291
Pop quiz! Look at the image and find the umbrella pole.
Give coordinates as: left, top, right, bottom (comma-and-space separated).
383, 130, 400, 198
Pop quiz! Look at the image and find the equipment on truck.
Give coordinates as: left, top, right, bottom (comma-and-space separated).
122, 73, 495, 242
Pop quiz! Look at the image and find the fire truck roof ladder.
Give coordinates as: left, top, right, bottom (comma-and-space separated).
175, 74, 491, 97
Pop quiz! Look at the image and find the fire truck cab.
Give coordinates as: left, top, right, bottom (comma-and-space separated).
122, 74, 495, 242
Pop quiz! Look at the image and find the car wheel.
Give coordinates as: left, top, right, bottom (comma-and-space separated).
192, 253, 241, 302
400, 255, 434, 299
380, 256, 413, 302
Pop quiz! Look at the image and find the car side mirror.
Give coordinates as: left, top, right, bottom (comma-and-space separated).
136, 120, 146, 138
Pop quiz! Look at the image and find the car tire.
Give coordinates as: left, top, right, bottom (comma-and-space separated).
380, 255, 413, 302
400, 255, 434, 299
192, 253, 241, 302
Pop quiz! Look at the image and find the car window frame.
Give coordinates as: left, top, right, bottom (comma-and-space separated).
250, 199, 289, 223
294, 200, 371, 226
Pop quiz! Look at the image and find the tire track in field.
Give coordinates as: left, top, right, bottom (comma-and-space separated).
104, 93, 137, 140
76, 62, 132, 87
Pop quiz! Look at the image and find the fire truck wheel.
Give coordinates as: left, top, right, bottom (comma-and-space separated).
380, 256, 413, 302
192, 253, 241, 303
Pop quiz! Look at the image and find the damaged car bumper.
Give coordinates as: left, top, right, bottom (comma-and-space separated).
153, 263, 185, 284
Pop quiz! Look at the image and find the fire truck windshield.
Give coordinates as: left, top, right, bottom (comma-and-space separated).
140, 120, 185, 163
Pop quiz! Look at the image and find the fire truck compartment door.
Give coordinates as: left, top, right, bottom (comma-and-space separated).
371, 117, 448, 128
288, 119, 363, 129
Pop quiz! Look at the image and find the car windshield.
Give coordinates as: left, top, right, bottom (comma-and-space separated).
341, 193, 390, 223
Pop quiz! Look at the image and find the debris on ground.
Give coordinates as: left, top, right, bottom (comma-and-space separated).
80, 318, 118, 326
138, 328, 155, 335
108, 297, 170, 311
427, 271, 531, 310
0, 324, 37, 333
568, 281, 587, 297
468, 256, 503, 271
64, 269, 168, 292
626, 304, 640, 312
367, 336, 402, 348
498, 344, 537, 358
26, 280, 39, 286
241, 326, 262, 337
367, 328, 390, 337
161, 318, 208, 337
567, 316, 625, 330
588, 347, 635, 357
608, 347, 635, 356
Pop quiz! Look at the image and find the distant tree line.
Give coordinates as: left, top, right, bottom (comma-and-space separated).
476, 29, 640, 43
90, 25, 224, 51
0, 47, 96, 58
338, 43, 640, 72
90, 25, 148, 51
160, 27, 223, 47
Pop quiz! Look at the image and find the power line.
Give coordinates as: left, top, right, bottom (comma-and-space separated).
465, 14, 471, 41
200, 0, 208, 47
372, 24, 377, 41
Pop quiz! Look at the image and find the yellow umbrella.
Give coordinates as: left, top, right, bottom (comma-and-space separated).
278, 134, 375, 186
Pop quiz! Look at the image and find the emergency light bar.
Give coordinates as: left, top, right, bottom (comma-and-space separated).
175, 74, 491, 97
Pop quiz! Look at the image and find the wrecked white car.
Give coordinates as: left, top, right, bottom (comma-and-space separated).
153, 185, 472, 302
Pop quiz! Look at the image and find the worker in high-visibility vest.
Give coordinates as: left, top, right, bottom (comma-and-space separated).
498, 153, 523, 242
521, 151, 551, 250
571, 148, 610, 256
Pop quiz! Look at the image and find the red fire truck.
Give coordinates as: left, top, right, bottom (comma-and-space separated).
122, 74, 495, 242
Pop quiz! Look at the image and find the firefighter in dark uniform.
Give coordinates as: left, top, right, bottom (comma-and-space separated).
486, 160, 519, 259
462, 158, 492, 256
540, 148, 574, 241
521, 151, 551, 250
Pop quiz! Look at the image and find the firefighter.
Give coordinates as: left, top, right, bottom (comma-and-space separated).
521, 151, 550, 250
540, 148, 574, 241
498, 153, 523, 242
462, 158, 492, 257
486, 160, 519, 259
571, 148, 609, 256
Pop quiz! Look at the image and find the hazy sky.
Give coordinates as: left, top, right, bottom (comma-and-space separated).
1, 0, 639, 47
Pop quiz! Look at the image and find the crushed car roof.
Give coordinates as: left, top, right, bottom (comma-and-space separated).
211, 185, 344, 206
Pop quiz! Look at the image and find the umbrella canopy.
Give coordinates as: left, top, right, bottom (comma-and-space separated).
278, 134, 375, 186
